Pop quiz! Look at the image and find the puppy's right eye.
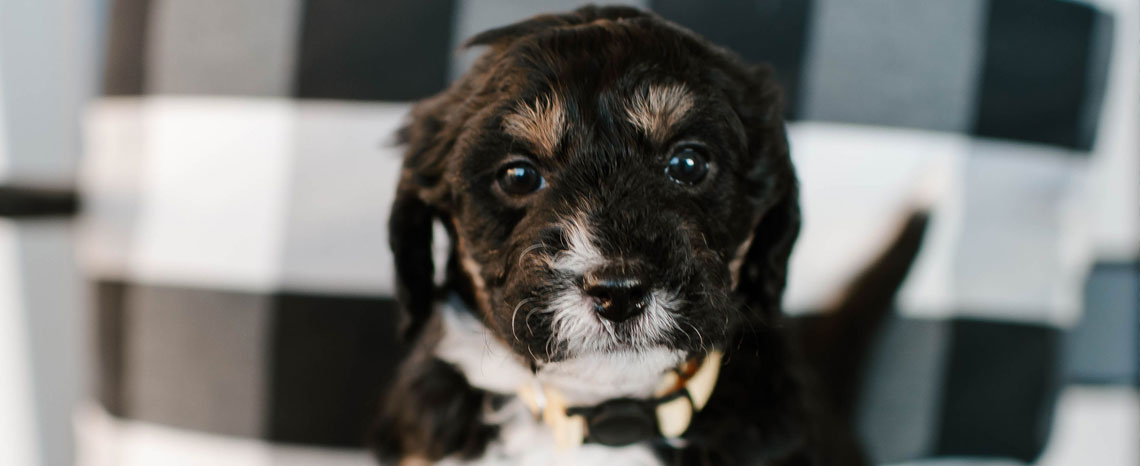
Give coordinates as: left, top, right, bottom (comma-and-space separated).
497, 162, 545, 196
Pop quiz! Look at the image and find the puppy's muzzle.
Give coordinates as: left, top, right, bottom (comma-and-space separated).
583, 265, 650, 322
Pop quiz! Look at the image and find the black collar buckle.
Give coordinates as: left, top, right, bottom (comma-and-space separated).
567, 397, 660, 446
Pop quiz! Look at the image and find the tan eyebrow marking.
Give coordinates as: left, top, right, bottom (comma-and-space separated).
501, 93, 567, 157
625, 83, 695, 144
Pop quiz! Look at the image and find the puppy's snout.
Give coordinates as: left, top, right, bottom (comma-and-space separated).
583, 269, 649, 323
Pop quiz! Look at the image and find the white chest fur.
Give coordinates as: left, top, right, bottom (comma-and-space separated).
431, 300, 680, 465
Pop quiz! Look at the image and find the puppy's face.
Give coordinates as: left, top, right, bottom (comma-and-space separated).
393, 8, 797, 364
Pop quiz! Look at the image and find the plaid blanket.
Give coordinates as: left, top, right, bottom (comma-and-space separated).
0, 0, 1135, 465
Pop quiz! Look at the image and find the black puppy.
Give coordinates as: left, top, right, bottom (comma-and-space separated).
374, 6, 879, 465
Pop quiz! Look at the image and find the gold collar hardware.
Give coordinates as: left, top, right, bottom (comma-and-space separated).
517, 350, 723, 450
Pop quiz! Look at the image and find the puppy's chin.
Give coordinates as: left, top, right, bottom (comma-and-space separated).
536, 347, 688, 404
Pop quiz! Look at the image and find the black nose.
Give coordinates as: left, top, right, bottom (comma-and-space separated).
584, 273, 650, 323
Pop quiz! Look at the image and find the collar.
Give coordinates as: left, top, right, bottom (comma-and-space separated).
517, 350, 723, 449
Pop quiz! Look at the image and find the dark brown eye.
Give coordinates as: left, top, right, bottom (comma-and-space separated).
665, 147, 709, 185
497, 162, 545, 195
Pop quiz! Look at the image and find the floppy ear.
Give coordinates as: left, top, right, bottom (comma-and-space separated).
388, 95, 457, 341
737, 187, 801, 318
730, 64, 802, 318
388, 181, 437, 341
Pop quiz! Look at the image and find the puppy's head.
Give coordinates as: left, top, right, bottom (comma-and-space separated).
390, 6, 798, 364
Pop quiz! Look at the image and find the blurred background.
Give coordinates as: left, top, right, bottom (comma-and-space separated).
0, 0, 1136, 465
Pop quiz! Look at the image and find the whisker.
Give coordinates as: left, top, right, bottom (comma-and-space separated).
510, 298, 534, 343
681, 320, 706, 353
517, 243, 546, 268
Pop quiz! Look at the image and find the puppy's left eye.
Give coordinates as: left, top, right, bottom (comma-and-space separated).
497, 162, 546, 195
666, 146, 709, 185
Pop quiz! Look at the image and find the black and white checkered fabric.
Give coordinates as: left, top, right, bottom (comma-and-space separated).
28, 0, 1129, 465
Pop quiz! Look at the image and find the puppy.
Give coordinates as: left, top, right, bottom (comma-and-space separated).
374, 6, 871, 465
